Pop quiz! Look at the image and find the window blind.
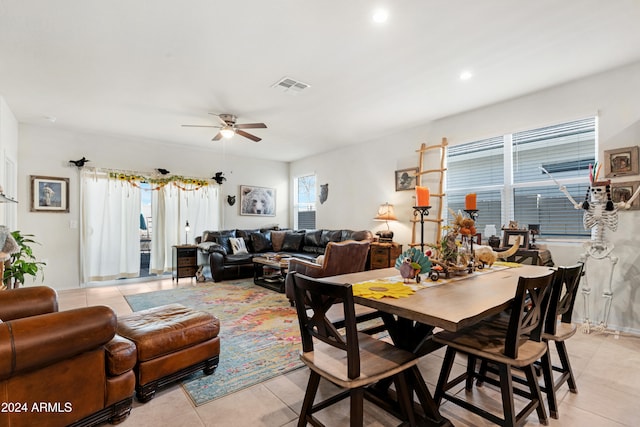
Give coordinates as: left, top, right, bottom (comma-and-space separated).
446, 117, 596, 239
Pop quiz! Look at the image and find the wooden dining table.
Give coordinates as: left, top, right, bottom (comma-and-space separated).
321, 263, 555, 426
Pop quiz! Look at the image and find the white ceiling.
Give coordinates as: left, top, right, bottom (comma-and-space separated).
2, 1, 640, 162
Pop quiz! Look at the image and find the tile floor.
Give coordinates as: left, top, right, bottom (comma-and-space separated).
57, 277, 640, 426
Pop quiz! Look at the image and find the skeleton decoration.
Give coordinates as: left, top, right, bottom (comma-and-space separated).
543, 163, 640, 333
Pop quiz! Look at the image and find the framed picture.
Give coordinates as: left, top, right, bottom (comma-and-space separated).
502, 229, 529, 250
240, 185, 276, 216
395, 167, 418, 191
604, 146, 639, 178
30, 175, 69, 212
611, 181, 640, 210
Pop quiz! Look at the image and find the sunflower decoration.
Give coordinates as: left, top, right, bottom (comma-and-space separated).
352, 280, 415, 299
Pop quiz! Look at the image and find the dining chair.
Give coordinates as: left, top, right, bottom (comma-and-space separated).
538, 262, 584, 418
290, 272, 436, 427
433, 270, 555, 427
477, 264, 585, 419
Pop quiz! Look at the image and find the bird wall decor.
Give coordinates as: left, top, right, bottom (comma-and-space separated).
156, 168, 171, 175
69, 157, 90, 167
213, 172, 226, 185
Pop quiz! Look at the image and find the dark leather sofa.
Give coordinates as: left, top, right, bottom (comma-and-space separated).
0, 286, 137, 427
196, 228, 373, 282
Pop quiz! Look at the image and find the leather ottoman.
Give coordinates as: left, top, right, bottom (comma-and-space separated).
117, 303, 220, 402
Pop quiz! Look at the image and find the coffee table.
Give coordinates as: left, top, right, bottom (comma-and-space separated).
252, 255, 290, 292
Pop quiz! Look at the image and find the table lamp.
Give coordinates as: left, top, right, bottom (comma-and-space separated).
374, 203, 397, 242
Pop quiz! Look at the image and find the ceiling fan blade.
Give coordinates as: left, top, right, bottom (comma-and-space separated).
235, 129, 261, 142
212, 132, 223, 141
208, 113, 228, 126
234, 123, 267, 129
182, 124, 221, 128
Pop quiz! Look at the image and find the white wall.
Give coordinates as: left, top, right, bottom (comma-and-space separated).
291, 60, 640, 333
18, 124, 289, 289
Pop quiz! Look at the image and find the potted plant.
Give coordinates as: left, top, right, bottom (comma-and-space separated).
3, 230, 46, 289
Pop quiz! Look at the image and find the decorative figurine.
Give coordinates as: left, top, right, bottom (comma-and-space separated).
394, 247, 431, 283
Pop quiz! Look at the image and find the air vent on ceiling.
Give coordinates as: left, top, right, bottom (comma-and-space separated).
271, 76, 311, 95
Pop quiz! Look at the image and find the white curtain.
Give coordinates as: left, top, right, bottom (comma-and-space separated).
150, 184, 178, 275
150, 183, 219, 275
182, 185, 220, 243
81, 170, 141, 282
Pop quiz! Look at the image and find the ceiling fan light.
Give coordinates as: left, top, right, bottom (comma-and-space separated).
220, 126, 235, 138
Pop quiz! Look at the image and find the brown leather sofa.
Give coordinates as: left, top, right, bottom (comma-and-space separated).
0, 286, 136, 427
197, 228, 373, 282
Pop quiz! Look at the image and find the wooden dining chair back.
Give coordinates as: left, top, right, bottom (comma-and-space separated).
291, 272, 428, 427
544, 263, 584, 336
433, 270, 555, 427
293, 271, 361, 379
504, 272, 555, 357
539, 262, 584, 418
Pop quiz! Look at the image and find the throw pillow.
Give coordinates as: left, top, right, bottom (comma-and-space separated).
270, 230, 287, 252
304, 230, 323, 247
315, 255, 325, 266
321, 229, 342, 246
229, 237, 249, 255
251, 232, 273, 253
202, 231, 217, 242
216, 236, 233, 254
237, 229, 259, 251
282, 232, 304, 252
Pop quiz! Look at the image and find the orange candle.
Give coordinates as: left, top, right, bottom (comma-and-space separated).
465, 193, 477, 210
416, 186, 430, 206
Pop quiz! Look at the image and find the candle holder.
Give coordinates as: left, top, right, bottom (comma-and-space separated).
413, 206, 431, 253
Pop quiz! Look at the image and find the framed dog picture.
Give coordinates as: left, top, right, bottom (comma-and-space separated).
30, 175, 69, 212
240, 185, 276, 216
610, 181, 640, 210
395, 167, 418, 191
604, 146, 639, 178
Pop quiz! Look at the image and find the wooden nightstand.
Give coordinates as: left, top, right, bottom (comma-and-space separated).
172, 245, 198, 282
368, 242, 403, 270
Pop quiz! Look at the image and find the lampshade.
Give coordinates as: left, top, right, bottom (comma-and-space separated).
220, 126, 235, 139
374, 203, 398, 221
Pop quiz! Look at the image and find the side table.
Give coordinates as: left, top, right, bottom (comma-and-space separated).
172, 245, 198, 282
368, 242, 403, 270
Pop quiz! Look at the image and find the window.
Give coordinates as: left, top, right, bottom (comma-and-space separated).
294, 174, 316, 230
447, 117, 596, 239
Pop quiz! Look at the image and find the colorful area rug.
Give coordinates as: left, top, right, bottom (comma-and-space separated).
124, 280, 304, 406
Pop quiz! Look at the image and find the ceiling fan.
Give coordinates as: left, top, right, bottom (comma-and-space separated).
182, 113, 267, 142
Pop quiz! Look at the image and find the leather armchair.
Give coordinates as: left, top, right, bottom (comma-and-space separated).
285, 240, 371, 302
286, 240, 383, 331
0, 286, 136, 427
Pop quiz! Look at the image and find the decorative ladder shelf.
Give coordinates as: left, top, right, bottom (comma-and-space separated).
411, 138, 447, 248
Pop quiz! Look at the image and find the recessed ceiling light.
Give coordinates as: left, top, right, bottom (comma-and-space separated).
372, 9, 389, 23
459, 71, 473, 81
